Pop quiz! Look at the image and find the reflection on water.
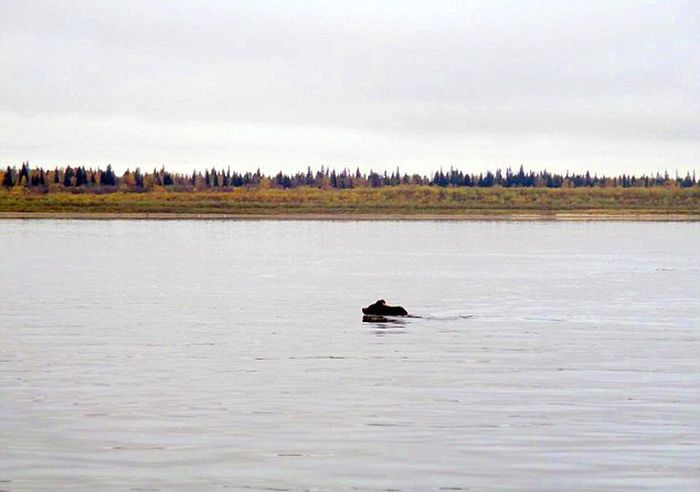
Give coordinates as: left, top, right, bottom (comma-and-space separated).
1, 220, 699, 491
362, 314, 408, 324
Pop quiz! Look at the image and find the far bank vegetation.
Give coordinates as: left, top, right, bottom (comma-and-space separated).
1, 163, 698, 215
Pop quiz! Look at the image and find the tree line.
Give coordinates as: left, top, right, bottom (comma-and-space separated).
2, 162, 698, 191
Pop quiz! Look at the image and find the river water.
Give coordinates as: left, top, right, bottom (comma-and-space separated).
1, 220, 698, 491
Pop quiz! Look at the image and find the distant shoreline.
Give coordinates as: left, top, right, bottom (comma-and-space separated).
2, 187, 698, 221
2, 211, 699, 221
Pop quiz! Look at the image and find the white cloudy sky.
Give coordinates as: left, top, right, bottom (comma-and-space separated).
1, 0, 698, 175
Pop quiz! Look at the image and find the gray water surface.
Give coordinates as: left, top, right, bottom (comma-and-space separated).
1, 220, 699, 491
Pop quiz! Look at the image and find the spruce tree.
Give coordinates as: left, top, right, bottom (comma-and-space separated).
63, 166, 73, 187
2, 166, 13, 187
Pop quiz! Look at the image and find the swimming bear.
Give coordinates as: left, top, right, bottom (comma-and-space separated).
362, 299, 408, 316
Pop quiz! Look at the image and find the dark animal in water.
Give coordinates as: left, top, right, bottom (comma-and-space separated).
362, 299, 408, 316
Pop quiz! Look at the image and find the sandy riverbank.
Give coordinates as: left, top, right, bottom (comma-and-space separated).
2, 211, 699, 221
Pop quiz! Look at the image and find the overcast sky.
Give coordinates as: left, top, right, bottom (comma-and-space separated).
1, 0, 698, 175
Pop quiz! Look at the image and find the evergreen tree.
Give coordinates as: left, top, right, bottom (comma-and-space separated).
100, 165, 117, 186
63, 166, 73, 187
18, 162, 30, 186
681, 173, 693, 188
75, 167, 84, 186
2, 166, 13, 187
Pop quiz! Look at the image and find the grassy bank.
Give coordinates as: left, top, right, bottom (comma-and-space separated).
1, 186, 699, 218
